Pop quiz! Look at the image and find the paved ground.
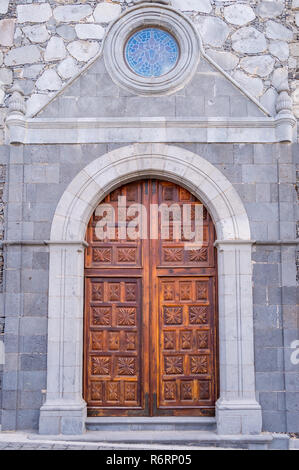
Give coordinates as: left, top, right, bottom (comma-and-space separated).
0, 431, 227, 450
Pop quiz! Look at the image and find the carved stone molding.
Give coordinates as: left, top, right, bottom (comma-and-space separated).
274, 75, 296, 141
7, 85, 26, 116
276, 91, 293, 115
5, 115, 297, 144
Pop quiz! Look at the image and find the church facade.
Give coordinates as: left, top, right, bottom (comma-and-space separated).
0, 0, 298, 446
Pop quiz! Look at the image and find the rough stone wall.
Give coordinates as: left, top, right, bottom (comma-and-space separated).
0, 0, 298, 135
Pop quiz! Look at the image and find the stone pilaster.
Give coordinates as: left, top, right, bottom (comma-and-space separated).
39, 242, 87, 435
215, 241, 262, 435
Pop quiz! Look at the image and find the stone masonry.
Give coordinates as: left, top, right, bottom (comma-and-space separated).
1, 138, 298, 432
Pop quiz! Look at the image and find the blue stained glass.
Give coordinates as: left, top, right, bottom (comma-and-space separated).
125, 28, 179, 78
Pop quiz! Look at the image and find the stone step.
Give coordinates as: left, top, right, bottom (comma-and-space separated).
31, 429, 274, 450
86, 417, 217, 432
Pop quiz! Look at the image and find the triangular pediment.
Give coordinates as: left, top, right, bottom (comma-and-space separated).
35, 53, 267, 120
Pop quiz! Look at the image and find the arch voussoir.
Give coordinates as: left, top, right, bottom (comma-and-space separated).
53, 144, 250, 242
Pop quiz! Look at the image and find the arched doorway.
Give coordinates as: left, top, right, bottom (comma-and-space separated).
39, 144, 261, 436
83, 179, 218, 417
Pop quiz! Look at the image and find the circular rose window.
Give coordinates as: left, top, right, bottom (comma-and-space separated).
125, 28, 179, 78
104, 4, 200, 95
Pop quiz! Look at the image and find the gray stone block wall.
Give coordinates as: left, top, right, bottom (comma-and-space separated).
253, 245, 287, 432
0, 141, 298, 432
0, 145, 8, 427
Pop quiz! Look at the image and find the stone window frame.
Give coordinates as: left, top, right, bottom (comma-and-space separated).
39, 144, 262, 436
104, 3, 200, 96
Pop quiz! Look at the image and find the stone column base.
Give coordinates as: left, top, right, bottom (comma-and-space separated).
216, 398, 262, 435
39, 400, 87, 435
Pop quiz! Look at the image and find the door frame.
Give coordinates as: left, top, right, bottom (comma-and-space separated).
83, 180, 219, 417
39, 144, 262, 435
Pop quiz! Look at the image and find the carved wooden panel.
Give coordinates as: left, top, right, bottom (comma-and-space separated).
158, 277, 216, 410
85, 182, 143, 268
85, 277, 142, 409
157, 181, 214, 267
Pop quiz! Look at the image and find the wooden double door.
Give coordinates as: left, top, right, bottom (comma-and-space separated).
84, 180, 218, 417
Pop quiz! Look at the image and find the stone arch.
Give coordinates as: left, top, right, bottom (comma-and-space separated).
39, 144, 262, 436
50, 144, 250, 242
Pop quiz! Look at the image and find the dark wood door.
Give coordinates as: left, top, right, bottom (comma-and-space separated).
84, 180, 218, 417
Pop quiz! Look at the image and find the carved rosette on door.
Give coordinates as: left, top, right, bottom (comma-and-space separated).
84, 180, 218, 416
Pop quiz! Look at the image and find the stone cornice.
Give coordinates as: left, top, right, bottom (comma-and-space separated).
1, 239, 298, 247
5, 113, 297, 144
214, 239, 299, 247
